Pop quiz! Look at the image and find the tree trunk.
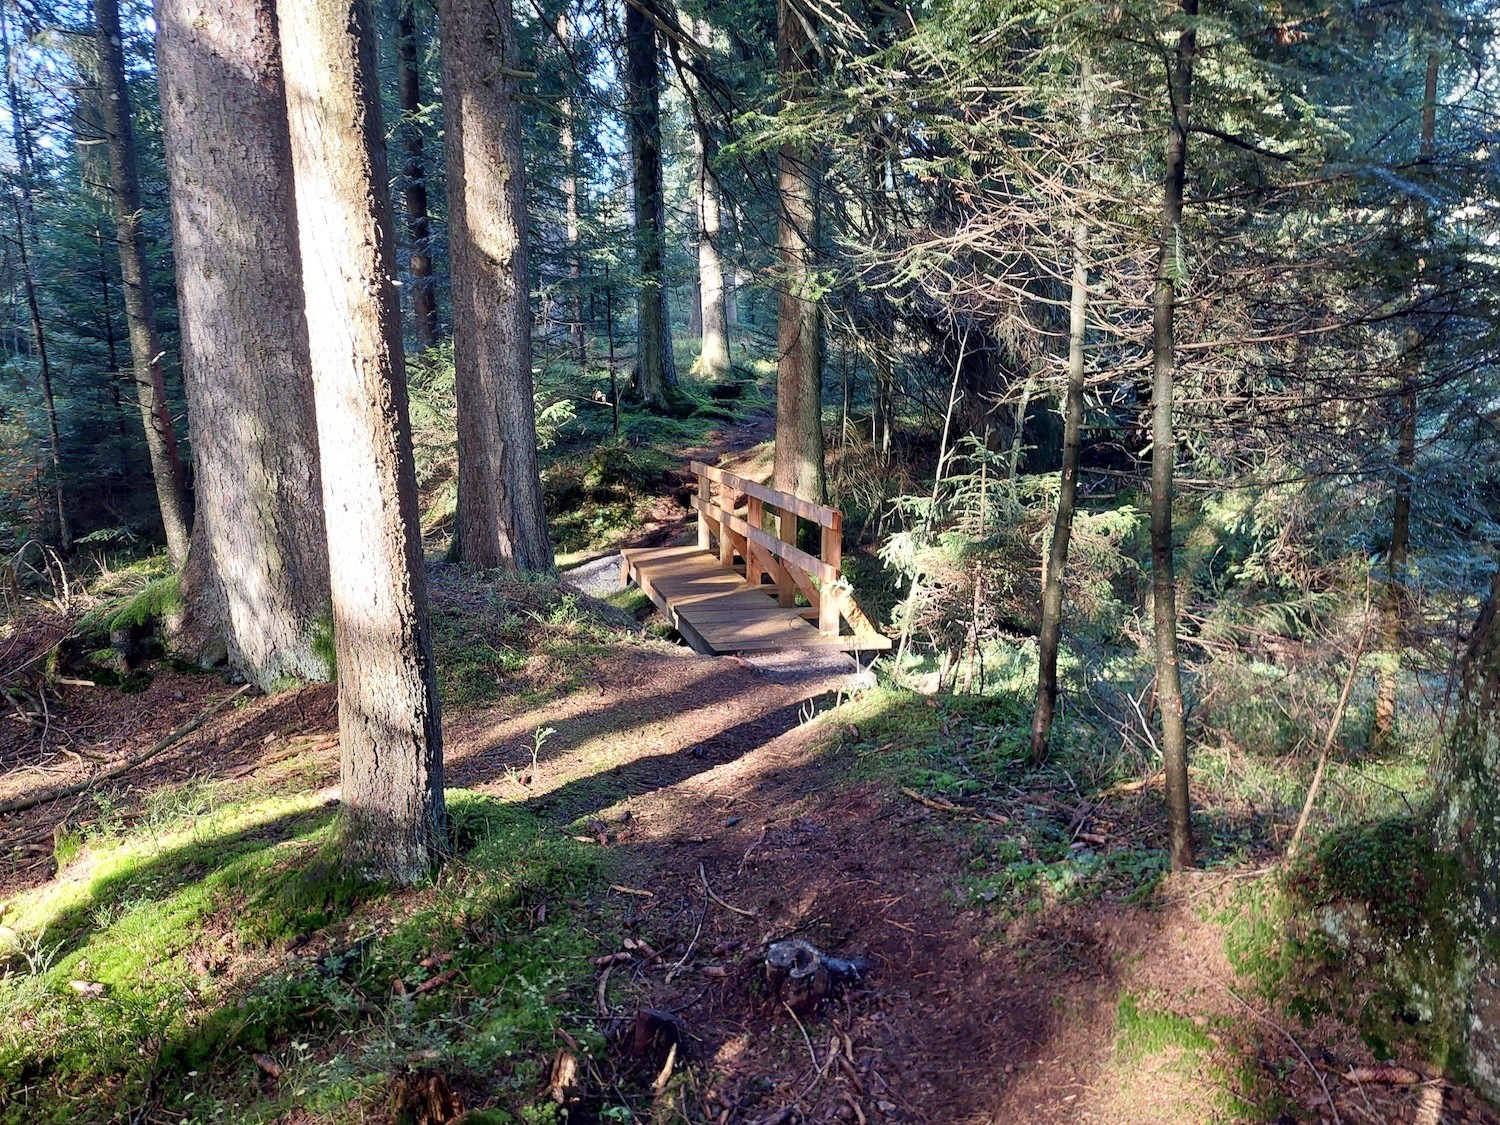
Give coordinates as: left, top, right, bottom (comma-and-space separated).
1374, 50, 1437, 754
772, 0, 825, 503
1150, 0, 1197, 871
12, 203, 69, 549
94, 225, 133, 457
690, 21, 729, 379
395, 0, 438, 351
94, 0, 192, 567
623, 0, 677, 410
3, 10, 69, 549
1435, 570, 1500, 1101
439, 0, 553, 572
278, 0, 445, 882
1031, 67, 1092, 762
156, 0, 332, 690
556, 7, 586, 365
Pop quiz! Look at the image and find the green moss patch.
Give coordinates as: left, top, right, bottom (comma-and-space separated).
0, 786, 608, 1124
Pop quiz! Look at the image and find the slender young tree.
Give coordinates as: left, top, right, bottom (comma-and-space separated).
1374, 49, 1439, 752
623, 0, 677, 410
438, 0, 553, 571
2, 12, 67, 548
156, 0, 332, 689
556, 5, 586, 364
278, 0, 445, 882
1149, 0, 1198, 871
1031, 65, 1093, 762
772, 0, 825, 502
93, 0, 192, 567
395, 0, 439, 351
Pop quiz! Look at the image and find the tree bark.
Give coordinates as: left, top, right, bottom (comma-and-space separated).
94, 226, 133, 457
772, 0, 825, 503
278, 0, 445, 882
1031, 66, 1093, 762
1374, 50, 1437, 753
556, 7, 586, 365
623, 0, 677, 410
438, 0, 553, 571
12, 202, 69, 550
395, 0, 438, 351
156, 0, 332, 690
690, 18, 729, 379
1150, 0, 1196, 871
694, 124, 730, 378
1435, 570, 1500, 1101
94, 0, 192, 567
2, 12, 69, 549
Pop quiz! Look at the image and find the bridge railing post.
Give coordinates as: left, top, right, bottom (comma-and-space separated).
818, 513, 843, 635
696, 468, 710, 550
775, 505, 797, 607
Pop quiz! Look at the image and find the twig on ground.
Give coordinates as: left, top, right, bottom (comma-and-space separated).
1225, 986, 1340, 1125
667, 881, 710, 983
597, 963, 614, 1017
700, 862, 758, 918
0, 685, 252, 816
784, 1000, 819, 1075
738, 823, 768, 872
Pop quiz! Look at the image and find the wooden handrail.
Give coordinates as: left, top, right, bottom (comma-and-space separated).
686, 460, 888, 643
689, 461, 842, 531
690, 495, 838, 583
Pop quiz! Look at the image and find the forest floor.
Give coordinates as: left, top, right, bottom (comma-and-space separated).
1, 401, 1494, 1124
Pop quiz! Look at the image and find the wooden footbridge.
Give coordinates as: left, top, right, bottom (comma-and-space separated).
621, 461, 892, 656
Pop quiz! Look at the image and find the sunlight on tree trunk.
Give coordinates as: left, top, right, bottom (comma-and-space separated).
556, 8, 585, 366
624, 1, 677, 412
772, 0, 825, 504
1031, 66, 1093, 763
1150, 0, 1197, 871
279, 0, 445, 884
439, 0, 553, 572
157, 0, 332, 690
690, 17, 730, 381
95, 0, 192, 567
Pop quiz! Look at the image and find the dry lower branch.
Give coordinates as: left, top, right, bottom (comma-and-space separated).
0, 683, 251, 816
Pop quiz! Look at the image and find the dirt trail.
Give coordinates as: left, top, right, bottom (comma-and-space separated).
5, 407, 1497, 1123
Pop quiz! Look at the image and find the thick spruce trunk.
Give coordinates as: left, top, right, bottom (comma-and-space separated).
1435, 570, 1500, 1100
155, 0, 332, 689
694, 119, 730, 378
94, 0, 192, 567
278, 0, 445, 882
623, 1, 677, 410
690, 18, 729, 380
395, 0, 438, 352
438, 0, 553, 571
1150, 0, 1197, 871
772, 0, 825, 503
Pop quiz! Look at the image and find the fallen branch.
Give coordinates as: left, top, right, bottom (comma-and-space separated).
1225, 986, 1340, 1125
700, 862, 758, 918
899, 786, 974, 815
1288, 584, 1374, 860
0, 684, 252, 816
